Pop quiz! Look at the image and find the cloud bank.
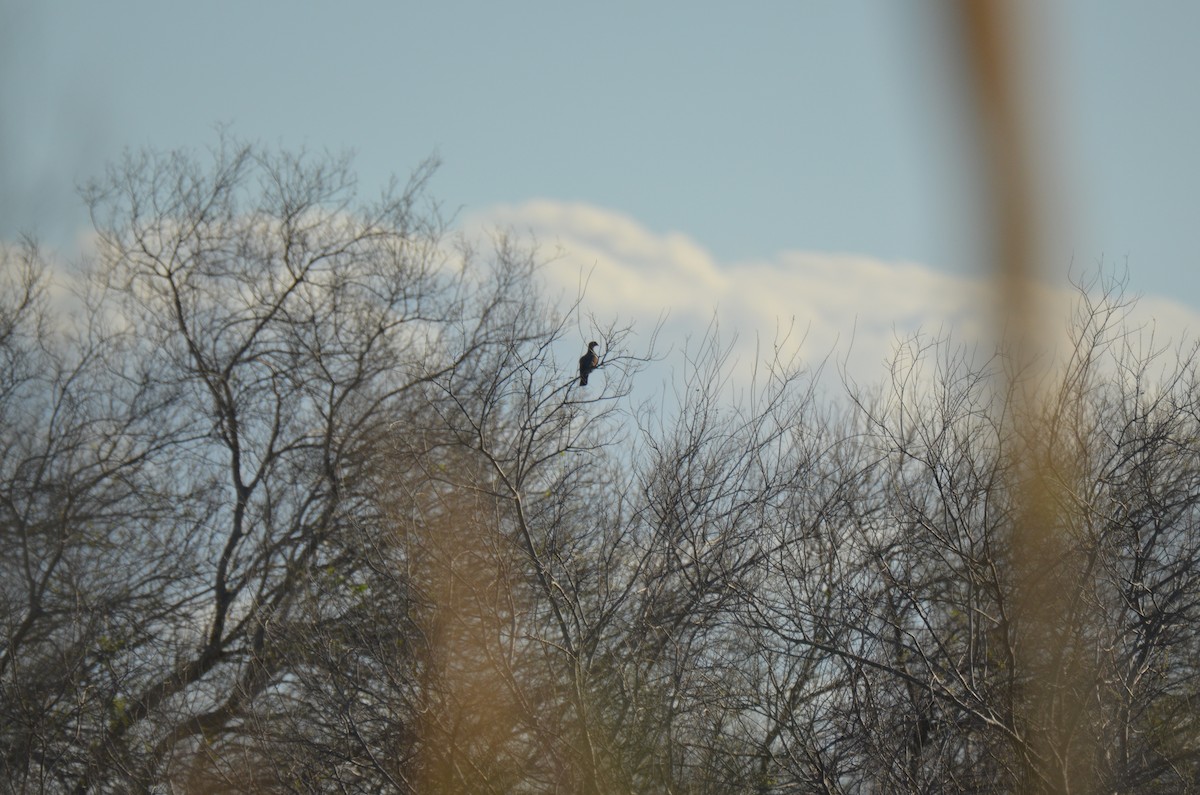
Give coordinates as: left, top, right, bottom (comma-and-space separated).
465, 200, 1200, 399
467, 201, 984, 390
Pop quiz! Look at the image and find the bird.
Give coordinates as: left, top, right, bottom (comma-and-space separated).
578, 341, 600, 386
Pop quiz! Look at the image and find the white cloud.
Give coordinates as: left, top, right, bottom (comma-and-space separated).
466, 201, 993, 390
477, 200, 727, 319
464, 200, 1200, 401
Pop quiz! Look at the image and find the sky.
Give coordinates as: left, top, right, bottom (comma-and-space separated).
3, 0, 1199, 387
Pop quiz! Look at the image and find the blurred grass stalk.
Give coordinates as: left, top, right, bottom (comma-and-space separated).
954, 1, 1090, 792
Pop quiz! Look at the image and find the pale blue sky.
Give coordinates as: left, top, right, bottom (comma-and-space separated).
4, 1, 1199, 310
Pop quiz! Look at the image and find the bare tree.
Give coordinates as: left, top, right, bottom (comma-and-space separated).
379, 249, 659, 791
0, 137, 547, 793
784, 275, 1200, 794
1, 238, 196, 793
7, 134, 1200, 795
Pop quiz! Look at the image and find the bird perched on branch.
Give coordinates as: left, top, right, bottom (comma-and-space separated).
579, 341, 600, 386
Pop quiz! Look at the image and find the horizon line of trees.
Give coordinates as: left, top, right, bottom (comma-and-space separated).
3, 139, 1200, 794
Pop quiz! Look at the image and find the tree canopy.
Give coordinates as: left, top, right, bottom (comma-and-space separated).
3, 141, 1200, 794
